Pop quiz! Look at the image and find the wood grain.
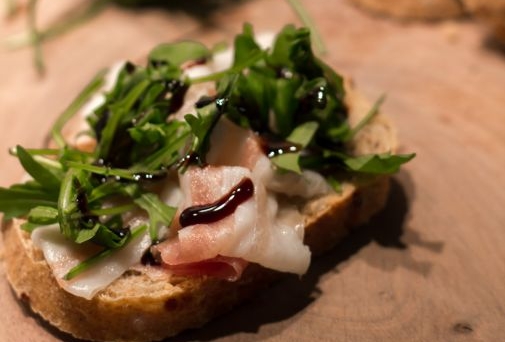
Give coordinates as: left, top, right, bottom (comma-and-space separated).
1, 0, 505, 341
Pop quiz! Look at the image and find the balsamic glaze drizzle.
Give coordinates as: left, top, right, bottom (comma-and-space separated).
179, 177, 254, 228
141, 250, 161, 266
258, 134, 302, 158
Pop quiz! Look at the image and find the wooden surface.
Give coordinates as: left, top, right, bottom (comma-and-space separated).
1, 0, 505, 341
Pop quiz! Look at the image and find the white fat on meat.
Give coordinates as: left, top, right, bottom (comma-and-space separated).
154, 117, 317, 276
31, 220, 151, 300
208, 118, 331, 199
254, 156, 332, 199
206, 117, 263, 170
155, 164, 310, 275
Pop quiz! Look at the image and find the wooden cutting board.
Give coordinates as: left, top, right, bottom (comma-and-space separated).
1, 0, 504, 341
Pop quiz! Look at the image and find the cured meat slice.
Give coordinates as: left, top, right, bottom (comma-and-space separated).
31, 220, 151, 300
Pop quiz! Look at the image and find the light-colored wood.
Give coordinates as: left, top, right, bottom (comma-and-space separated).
1, 0, 505, 341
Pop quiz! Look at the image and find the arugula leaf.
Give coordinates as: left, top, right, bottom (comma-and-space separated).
344, 153, 416, 174
288, 27, 324, 79
294, 77, 348, 142
26, 206, 58, 225
233, 23, 261, 67
317, 58, 345, 100
134, 120, 190, 170
0, 182, 58, 220
136, 83, 167, 113
65, 161, 153, 181
63, 224, 147, 281
149, 41, 211, 67
272, 77, 300, 136
57, 168, 81, 239
74, 223, 100, 244
269, 24, 297, 69
190, 50, 264, 84
16, 145, 61, 192
286, 121, 319, 148
129, 122, 169, 145
92, 224, 130, 248
184, 103, 221, 165
9, 147, 59, 156
271, 121, 318, 173
134, 193, 176, 241
87, 181, 130, 203
96, 79, 150, 161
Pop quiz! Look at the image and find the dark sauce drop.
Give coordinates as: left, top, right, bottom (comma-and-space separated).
195, 95, 216, 109
258, 134, 302, 158
177, 152, 207, 170
166, 80, 189, 113
124, 61, 136, 74
149, 59, 168, 68
141, 249, 161, 266
94, 110, 110, 142
75, 186, 89, 214
110, 227, 131, 239
75, 180, 98, 227
179, 178, 254, 228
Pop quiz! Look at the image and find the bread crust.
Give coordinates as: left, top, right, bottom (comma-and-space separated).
1, 82, 396, 342
349, 0, 505, 44
349, 0, 464, 20
463, 0, 505, 45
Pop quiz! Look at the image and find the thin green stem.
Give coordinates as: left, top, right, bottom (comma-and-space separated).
286, 0, 327, 55
189, 50, 264, 84
27, 0, 44, 75
90, 204, 136, 216
9, 147, 60, 156
346, 95, 386, 141
5, 1, 109, 50
51, 69, 106, 148
63, 224, 147, 280
65, 161, 136, 180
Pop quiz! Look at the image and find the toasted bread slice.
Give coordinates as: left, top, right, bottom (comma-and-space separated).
1, 81, 395, 342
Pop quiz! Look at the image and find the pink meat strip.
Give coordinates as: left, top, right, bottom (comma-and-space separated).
152, 118, 263, 280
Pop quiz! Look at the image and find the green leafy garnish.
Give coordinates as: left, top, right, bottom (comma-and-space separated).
0, 25, 414, 273
63, 224, 147, 281
344, 153, 416, 174
134, 193, 176, 241
149, 41, 211, 67
184, 104, 221, 166
15, 145, 61, 192
0, 182, 57, 220
26, 206, 59, 225
271, 121, 318, 173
